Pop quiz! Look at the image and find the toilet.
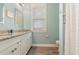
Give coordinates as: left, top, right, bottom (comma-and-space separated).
56, 40, 59, 45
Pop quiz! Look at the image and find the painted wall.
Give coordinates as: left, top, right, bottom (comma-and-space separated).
47, 3, 59, 44
0, 3, 4, 22
23, 3, 31, 30
0, 3, 31, 31
32, 3, 59, 44
0, 3, 16, 31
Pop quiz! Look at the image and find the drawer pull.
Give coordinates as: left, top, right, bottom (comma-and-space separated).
11, 50, 14, 53
14, 48, 17, 50
11, 48, 17, 53
17, 41, 21, 44
17, 42, 19, 44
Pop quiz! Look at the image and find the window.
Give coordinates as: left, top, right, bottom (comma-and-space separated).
31, 4, 47, 32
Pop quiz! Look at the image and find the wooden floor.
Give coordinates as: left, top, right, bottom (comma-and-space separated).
27, 46, 59, 55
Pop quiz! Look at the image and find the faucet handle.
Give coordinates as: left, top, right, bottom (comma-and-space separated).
10, 29, 13, 33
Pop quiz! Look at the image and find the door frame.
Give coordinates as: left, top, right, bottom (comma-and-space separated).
59, 3, 65, 55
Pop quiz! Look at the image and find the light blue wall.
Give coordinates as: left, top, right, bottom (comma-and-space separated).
32, 32, 50, 44
0, 3, 16, 31
23, 4, 31, 30
0, 3, 4, 20
0, 3, 29, 31
47, 3, 59, 44
33, 3, 59, 44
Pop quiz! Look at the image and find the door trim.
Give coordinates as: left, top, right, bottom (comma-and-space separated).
59, 3, 64, 55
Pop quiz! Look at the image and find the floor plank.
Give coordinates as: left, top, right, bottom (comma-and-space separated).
27, 46, 59, 55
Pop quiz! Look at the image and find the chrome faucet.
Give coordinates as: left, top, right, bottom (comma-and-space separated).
8, 29, 13, 35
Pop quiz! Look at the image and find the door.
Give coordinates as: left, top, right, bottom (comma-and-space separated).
65, 4, 78, 55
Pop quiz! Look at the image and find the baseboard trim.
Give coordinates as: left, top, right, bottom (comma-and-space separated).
32, 44, 58, 47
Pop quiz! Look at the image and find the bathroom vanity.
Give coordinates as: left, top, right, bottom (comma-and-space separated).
0, 31, 32, 55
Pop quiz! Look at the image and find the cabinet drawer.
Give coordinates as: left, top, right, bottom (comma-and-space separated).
0, 43, 19, 55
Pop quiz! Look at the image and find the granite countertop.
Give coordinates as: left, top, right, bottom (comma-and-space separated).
0, 30, 31, 41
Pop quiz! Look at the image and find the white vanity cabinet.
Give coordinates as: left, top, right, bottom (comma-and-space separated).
0, 32, 32, 55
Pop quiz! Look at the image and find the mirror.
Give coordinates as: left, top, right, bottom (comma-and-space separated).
15, 9, 24, 30
0, 4, 4, 24
0, 3, 24, 31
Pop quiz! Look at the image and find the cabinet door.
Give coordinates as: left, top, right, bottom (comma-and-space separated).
20, 33, 32, 55
21, 40, 29, 55
26, 33, 32, 52
29, 33, 32, 46
20, 35, 28, 55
